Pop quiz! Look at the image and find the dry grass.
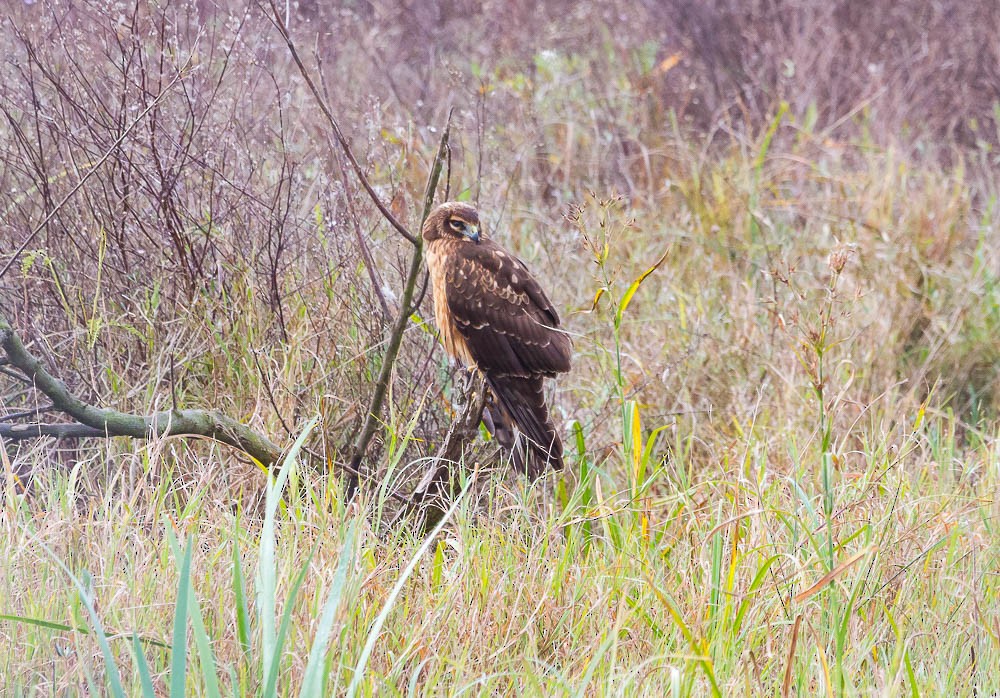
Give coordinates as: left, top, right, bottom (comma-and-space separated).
1, 1, 999, 695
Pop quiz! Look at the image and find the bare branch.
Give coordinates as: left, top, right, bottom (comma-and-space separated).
0, 51, 192, 281
0, 422, 109, 439
251, 349, 294, 437
337, 152, 392, 322
0, 404, 55, 423
266, 3, 460, 499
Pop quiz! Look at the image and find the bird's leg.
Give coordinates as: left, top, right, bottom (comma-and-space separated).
457, 366, 477, 412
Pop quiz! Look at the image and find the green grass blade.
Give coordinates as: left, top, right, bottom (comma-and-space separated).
263, 543, 318, 696
753, 100, 788, 177
0, 613, 82, 634
165, 525, 222, 698
732, 555, 779, 632
300, 519, 358, 698
346, 477, 474, 697
0, 614, 170, 652
188, 588, 222, 698
133, 633, 157, 698
259, 418, 318, 689
25, 535, 126, 698
232, 531, 253, 662
170, 535, 194, 698
573, 632, 616, 698
647, 577, 722, 698
903, 646, 920, 697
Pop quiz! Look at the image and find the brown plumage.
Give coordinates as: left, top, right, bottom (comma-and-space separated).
423, 201, 572, 476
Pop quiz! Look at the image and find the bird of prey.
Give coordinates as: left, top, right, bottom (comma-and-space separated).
422, 201, 572, 476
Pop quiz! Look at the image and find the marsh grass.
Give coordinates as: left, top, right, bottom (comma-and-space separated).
2, 2, 1000, 695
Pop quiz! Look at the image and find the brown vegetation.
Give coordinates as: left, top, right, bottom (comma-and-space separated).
1, 1, 998, 694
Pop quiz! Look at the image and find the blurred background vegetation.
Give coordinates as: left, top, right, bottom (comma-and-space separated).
1, 1, 998, 694
3, 0, 998, 478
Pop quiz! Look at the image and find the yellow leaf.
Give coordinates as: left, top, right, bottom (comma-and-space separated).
657, 52, 683, 75
618, 247, 670, 322
631, 401, 642, 480
590, 287, 606, 311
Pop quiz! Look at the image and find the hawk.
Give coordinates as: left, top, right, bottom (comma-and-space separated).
423, 201, 572, 476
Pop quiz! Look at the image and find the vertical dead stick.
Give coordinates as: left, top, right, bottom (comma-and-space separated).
343, 117, 453, 498
389, 370, 489, 530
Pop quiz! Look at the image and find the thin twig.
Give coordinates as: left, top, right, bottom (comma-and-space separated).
336, 152, 392, 321
266, 1, 418, 245
251, 349, 294, 437
1, 366, 34, 386
412, 270, 431, 312
0, 404, 55, 423
266, 2, 457, 499
0, 51, 193, 281
301, 445, 411, 506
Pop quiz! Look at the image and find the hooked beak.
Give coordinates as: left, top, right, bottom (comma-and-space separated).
463, 224, 481, 244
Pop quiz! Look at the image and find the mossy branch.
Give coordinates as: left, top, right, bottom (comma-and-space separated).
0, 315, 283, 466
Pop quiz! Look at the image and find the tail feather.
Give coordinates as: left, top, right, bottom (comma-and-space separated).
482, 400, 526, 473
484, 374, 562, 477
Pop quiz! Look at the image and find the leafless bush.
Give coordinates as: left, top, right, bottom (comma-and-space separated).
0, 2, 452, 475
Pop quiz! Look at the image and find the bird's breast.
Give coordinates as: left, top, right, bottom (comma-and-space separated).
427, 241, 476, 367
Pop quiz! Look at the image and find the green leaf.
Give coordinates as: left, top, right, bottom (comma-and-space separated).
259, 419, 318, 690
133, 634, 157, 698
25, 538, 127, 698
347, 478, 474, 697
754, 101, 789, 179
188, 578, 222, 698
166, 526, 221, 698
300, 520, 358, 698
232, 534, 253, 662
263, 543, 317, 696
431, 539, 445, 590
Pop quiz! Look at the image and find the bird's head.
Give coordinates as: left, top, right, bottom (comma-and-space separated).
422, 201, 482, 244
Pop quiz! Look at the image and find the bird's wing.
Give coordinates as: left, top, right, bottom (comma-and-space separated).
444, 239, 572, 378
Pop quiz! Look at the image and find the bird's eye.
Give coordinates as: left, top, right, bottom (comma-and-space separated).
447, 218, 464, 230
